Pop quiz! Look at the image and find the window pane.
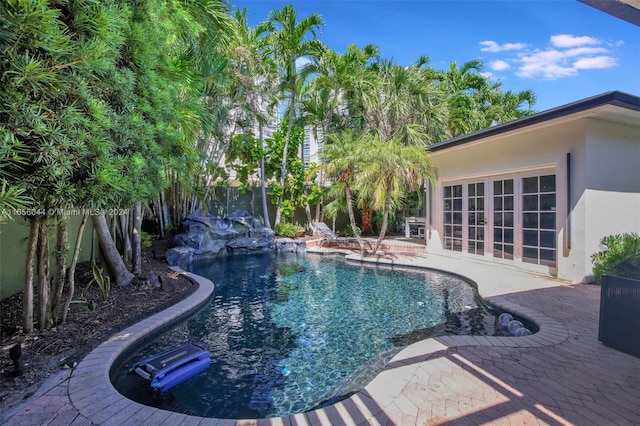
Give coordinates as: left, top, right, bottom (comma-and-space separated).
494, 244, 502, 256
523, 195, 538, 211
477, 227, 484, 240
504, 179, 514, 194
494, 181, 502, 195
444, 186, 452, 198
523, 212, 538, 228
494, 228, 503, 242
468, 228, 476, 240
494, 212, 503, 226
504, 228, 514, 244
540, 249, 556, 265
494, 197, 503, 210
453, 199, 462, 211
454, 226, 462, 238
453, 213, 462, 224
445, 212, 452, 224
523, 177, 538, 193
540, 231, 556, 248
453, 185, 462, 197
469, 213, 476, 225
477, 183, 484, 196
468, 184, 475, 196
504, 195, 514, 211
504, 244, 514, 257
477, 198, 484, 211
523, 247, 538, 263
469, 198, 476, 210
540, 194, 556, 211
540, 213, 555, 229
504, 212, 514, 227
540, 175, 556, 192
444, 200, 451, 211
445, 226, 452, 237
523, 230, 538, 246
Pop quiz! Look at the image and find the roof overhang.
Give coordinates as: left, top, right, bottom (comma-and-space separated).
578, 0, 640, 26
428, 91, 640, 153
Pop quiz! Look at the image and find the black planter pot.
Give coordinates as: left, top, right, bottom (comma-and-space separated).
598, 274, 640, 358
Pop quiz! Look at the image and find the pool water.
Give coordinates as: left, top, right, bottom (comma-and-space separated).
112, 253, 509, 419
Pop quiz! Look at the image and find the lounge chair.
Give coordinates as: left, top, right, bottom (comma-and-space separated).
315, 221, 371, 250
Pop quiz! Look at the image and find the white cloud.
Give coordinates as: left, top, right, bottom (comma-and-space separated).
489, 60, 510, 71
573, 56, 618, 69
480, 40, 527, 52
481, 33, 619, 80
550, 34, 600, 48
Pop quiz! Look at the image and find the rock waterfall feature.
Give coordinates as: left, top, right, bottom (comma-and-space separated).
165, 210, 305, 268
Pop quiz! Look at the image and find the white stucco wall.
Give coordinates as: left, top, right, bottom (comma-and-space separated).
427, 116, 640, 283
582, 118, 640, 280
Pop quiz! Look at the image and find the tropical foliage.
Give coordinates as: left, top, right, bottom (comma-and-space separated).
592, 233, 640, 281
1, 1, 537, 332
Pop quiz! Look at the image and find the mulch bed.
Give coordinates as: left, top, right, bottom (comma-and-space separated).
0, 237, 195, 413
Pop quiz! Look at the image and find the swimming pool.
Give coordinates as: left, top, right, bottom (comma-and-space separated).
112, 253, 511, 419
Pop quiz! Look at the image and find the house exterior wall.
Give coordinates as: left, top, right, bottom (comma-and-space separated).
582, 118, 640, 279
428, 114, 640, 283
428, 119, 591, 282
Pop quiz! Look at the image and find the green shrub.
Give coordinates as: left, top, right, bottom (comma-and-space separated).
591, 233, 640, 282
274, 222, 297, 238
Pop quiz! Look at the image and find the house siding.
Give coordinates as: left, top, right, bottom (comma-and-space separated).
428, 115, 640, 284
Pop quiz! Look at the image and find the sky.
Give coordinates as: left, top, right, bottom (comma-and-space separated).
230, 0, 640, 112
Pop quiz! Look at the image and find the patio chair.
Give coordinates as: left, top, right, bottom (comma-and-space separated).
315, 221, 371, 250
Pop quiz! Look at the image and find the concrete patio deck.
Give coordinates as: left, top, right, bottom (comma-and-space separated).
2, 247, 639, 425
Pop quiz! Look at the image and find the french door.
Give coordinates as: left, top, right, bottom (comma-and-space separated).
492, 179, 515, 260
467, 182, 485, 255
442, 173, 557, 268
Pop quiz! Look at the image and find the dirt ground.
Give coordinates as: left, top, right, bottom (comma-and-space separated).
0, 237, 194, 413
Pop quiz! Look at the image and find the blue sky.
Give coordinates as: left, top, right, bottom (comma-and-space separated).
230, 0, 639, 112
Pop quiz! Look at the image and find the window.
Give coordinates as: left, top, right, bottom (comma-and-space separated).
443, 184, 463, 251
522, 175, 556, 266
493, 179, 514, 260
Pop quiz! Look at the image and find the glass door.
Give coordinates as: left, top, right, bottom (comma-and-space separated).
522, 175, 557, 266
443, 184, 463, 251
493, 179, 515, 260
467, 182, 485, 255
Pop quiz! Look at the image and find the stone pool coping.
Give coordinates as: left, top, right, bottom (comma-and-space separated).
68, 255, 568, 425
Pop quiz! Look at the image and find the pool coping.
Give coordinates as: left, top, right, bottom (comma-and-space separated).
68, 257, 568, 425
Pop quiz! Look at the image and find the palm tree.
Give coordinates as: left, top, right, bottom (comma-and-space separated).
226, 8, 278, 227
357, 137, 437, 254
319, 129, 370, 254
360, 58, 449, 146
480, 84, 537, 125
266, 4, 324, 225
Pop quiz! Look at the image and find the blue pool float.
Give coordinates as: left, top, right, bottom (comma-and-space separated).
129, 342, 210, 394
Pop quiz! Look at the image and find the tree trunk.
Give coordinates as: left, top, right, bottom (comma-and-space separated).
92, 214, 134, 286
52, 216, 68, 325
259, 123, 271, 228
131, 202, 142, 275
274, 78, 297, 226
361, 200, 373, 234
62, 213, 88, 324
37, 219, 51, 329
345, 184, 369, 256
372, 183, 393, 255
155, 196, 165, 238
118, 213, 132, 263
22, 218, 40, 334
